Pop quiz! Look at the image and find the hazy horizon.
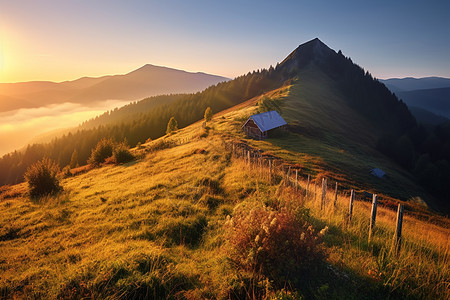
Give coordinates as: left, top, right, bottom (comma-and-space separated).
0, 99, 132, 156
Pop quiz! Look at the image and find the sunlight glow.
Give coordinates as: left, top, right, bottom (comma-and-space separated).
0, 42, 4, 74
0, 51, 4, 72
0, 99, 131, 156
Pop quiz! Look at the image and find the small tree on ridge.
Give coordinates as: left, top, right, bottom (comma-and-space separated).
204, 107, 213, 122
166, 117, 178, 134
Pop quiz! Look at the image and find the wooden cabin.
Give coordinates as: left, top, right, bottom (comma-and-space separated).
242, 110, 287, 139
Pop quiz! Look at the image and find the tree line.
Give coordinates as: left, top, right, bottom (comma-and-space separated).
313, 49, 450, 209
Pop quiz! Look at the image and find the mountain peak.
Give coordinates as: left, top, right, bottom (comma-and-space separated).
278, 38, 335, 75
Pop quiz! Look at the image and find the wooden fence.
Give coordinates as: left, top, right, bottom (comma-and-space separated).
226, 140, 405, 253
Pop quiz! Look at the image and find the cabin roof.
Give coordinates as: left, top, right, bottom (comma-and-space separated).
243, 110, 287, 132
370, 168, 386, 178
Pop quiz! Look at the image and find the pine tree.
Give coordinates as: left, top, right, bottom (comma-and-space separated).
166, 117, 178, 134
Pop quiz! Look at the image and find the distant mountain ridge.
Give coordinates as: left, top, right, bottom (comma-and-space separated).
397, 87, 450, 119
380, 77, 450, 92
380, 77, 450, 121
0, 65, 229, 112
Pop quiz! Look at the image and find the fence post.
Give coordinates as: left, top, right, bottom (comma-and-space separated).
314, 180, 317, 202
305, 174, 310, 198
334, 182, 338, 208
287, 166, 291, 186
259, 154, 262, 174
295, 170, 298, 192
269, 159, 272, 182
321, 178, 327, 210
368, 194, 377, 243
392, 204, 404, 254
247, 150, 250, 166
348, 190, 355, 222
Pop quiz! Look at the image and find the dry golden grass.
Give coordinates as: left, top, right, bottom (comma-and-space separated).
1, 85, 449, 299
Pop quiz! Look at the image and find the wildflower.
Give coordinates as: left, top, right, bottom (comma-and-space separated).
255, 235, 260, 244
319, 226, 329, 236
270, 217, 277, 227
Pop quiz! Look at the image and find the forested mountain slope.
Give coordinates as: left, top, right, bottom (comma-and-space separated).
1, 38, 448, 211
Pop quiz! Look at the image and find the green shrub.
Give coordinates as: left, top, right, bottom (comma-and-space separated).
113, 143, 134, 164
24, 157, 62, 197
88, 138, 115, 166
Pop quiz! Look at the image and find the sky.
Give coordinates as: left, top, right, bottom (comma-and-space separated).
0, 0, 449, 83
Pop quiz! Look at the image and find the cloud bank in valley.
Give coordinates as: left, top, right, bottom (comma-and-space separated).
0, 100, 131, 156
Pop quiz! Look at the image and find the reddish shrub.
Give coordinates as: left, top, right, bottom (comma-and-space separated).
225, 203, 323, 281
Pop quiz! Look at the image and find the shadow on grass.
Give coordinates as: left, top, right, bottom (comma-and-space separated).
293, 214, 424, 300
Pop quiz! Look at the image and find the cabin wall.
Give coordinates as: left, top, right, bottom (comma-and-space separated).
243, 120, 267, 139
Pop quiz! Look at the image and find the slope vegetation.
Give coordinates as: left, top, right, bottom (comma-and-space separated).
2, 38, 449, 211
1, 104, 448, 299
230, 66, 428, 206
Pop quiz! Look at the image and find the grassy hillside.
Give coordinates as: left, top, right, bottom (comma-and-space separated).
1, 89, 448, 299
216, 65, 435, 209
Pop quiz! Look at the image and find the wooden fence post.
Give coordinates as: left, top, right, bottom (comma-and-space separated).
321, 178, 327, 210
295, 170, 298, 192
392, 204, 404, 254
259, 154, 262, 174
314, 180, 317, 202
334, 182, 338, 208
368, 194, 377, 242
247, 150, 250, 166
305, 174, 310, 198
287, 166, 291, 186
269, 159, 272, 182
348, 190, 355, 222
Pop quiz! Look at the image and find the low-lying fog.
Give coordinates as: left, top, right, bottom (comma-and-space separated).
0, 100, 131, 156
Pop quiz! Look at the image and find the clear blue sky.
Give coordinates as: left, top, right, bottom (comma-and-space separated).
0, 0, 449, 82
